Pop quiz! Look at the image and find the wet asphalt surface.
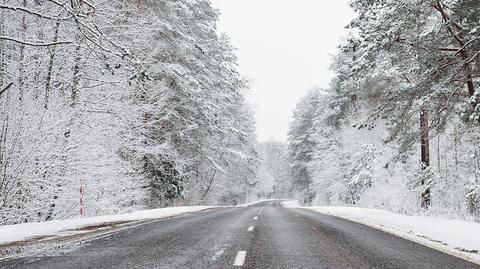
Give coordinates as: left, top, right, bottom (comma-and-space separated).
0, 200, 478, 269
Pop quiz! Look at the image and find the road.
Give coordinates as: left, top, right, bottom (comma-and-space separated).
1, 201, 478, 269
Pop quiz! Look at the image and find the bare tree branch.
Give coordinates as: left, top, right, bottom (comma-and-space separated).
0, 5, 70, 20
467, 51, 480, 64
0, 36, 72, 47
439, 47, 460, 52
0, 82, 13, 97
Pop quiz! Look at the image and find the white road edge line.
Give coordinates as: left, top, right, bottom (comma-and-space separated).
233, 251, 247, 266
247, 226, 254, 232
253, 216, 258, 220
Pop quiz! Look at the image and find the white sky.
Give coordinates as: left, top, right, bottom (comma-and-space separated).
212, 0, 355, 142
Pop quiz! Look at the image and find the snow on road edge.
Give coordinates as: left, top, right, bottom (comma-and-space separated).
0, 206, 214, 245
281, 201, 480, 265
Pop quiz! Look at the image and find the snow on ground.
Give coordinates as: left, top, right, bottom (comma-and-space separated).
236, 199, 284, 207
0, 206, 213, 245
280, 200, 301, 208
282, 200, 480, 264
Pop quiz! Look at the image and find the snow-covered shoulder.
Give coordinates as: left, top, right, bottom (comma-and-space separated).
296, 206, 480, 265
0, 206, 213, 246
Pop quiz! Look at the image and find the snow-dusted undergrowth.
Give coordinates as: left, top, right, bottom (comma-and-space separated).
282, 201, 480, 265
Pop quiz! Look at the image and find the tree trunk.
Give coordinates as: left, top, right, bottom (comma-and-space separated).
201, 133, 232, 202
71, 42, 81, 107
44, 19, 61, 110
420, 109, 431, 208
434, 1, 475, 97
0, 9, 6, 89
437, 135, 441, 176
460, 50, 475, 97
17, 0, 27, 103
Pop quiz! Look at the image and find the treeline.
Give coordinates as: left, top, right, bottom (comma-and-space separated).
254, 141, 290, 199
287, 0, 480, 219
0, 0, 258, 224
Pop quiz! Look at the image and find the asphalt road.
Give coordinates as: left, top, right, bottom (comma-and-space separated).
1, 201, 478, 269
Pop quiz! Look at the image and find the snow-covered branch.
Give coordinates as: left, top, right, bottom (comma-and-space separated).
0, 0, 258, 224
0, 5, 68, 20
0, 82, 13, 97
0, 36, 73, 47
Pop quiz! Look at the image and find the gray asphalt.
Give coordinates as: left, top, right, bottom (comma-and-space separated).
0, 201, 478, 269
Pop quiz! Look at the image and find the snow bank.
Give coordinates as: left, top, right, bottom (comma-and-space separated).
284, 204, 480, 264
280, 200, 301, 208
236, 199, 284, 207
0, 206, 213, 245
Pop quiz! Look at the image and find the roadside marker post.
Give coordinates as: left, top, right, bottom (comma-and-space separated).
80, 178, 84, 217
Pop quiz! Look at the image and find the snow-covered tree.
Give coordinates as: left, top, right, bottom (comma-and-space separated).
0, 0, 259, 224
287, 0, 480, 219
255, 141, 290, 199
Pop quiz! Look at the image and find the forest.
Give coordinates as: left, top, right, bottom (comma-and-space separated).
0, 0, 260, 224
2, 0, 480, 226
1, 1, 480, 268
287, 0, 480, 220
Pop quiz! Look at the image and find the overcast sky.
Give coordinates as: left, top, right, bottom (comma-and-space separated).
212, 0, 355, 142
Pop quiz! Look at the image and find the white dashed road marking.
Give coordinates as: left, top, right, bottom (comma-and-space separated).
233, 251, 247, 266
